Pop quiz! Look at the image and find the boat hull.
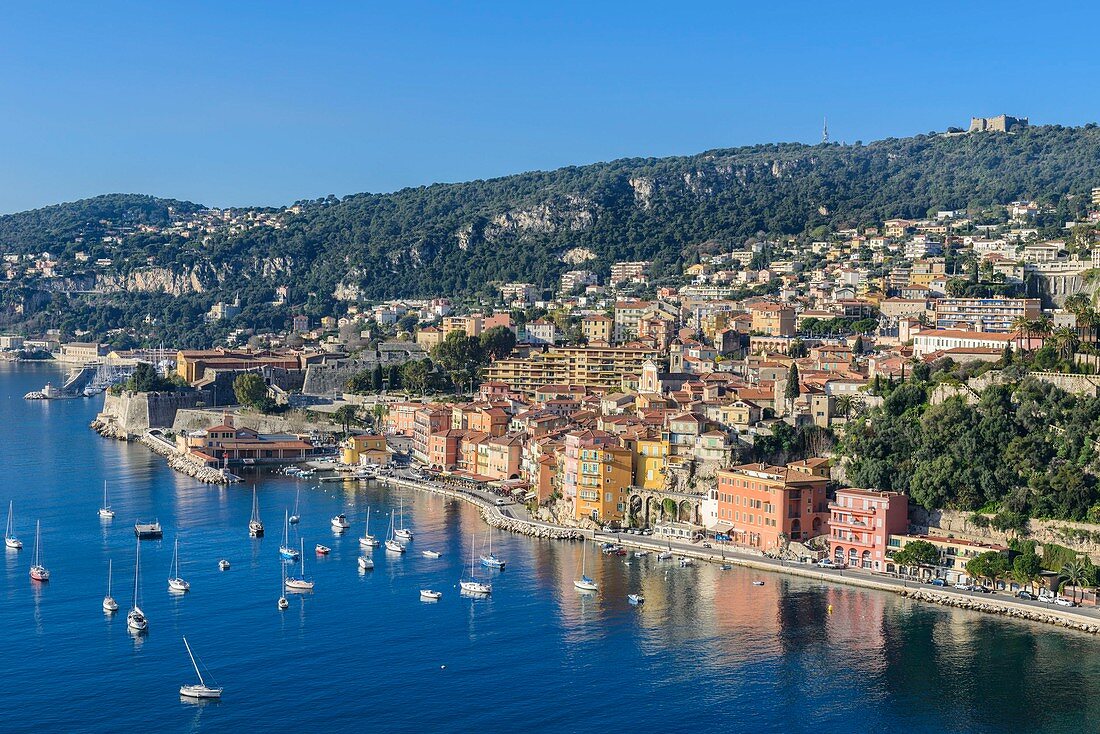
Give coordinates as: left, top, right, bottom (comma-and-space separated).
420, 590, 442, 600
359, 536, 380, 548
395, 529, 413, 540
98, 509, 115, 519
30, 566, 50, 581
127, 610, 148, 631
358, 557, 374, 570
384, 540, 406, 553
459, 580, 491, 595
479, 555, 506, 570
103, 596, 119, 612
279, 547, 300, 560
168, 578, 190, 592
5, 538, 22, 550
574, 580, 598, 592
180, 685, 222, 700
285, 578, 314, 591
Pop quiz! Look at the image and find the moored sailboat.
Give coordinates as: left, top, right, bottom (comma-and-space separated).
574, 541, 598, 592
168, 537, 190, 592
479, 531, 506, 570
288, 489, 301, 524
5, 500, 21, 550
127, 540, 148, 631
358, 506, 379, 548
103, 559, 119, 612
459, 533, 491, 595
284, 539, 314, 590
179, 637, 223, 700
384, 510, 405, 553
98, 480, 115, 519
279, 510, 300, 560
29, 520, 49, 581
248, 486, 264, 537
394, 498, 413, 540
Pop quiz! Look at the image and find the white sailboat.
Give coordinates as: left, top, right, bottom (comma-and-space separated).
358, 506, 379, 548
395, 498, 413, 540
574, 541, 598, 592
279, 510, 300, 560
278, 563, 289, 609
459, 533, 491, 595
127, 540, 148, 631
29, 520, 49, 581
284, 539, 314, 590
5, 500, 21, 549
98, 480, 115, 519
479, 530, 506, 569
179, 637, 223, 699
288, 489, 301, 524
248, 486, 264, 537
103, 559, 119, 612
168, 537, 190, 592
384, 510, 405, 553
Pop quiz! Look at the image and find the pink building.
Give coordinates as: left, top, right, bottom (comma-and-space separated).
561, 429, 618, 502
828, 488, 909, 571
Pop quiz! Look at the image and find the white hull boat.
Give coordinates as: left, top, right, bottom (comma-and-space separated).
179, 637, 222, 700
285, 538, 314, 590
358, 556, 374, 570
7, 501, 23, 549
248, 487, 264, 537
128, 538, 148, 631
628, 593, 645, 605
29, 520, 49, 581
459, 580, 492, 595
420, 589, 442, 601
103, 559, 119, 612
574, 542, 597, 592
279, 510, 299, 560
385, 539, 405, 553
330, 514, 351, 531
219, 559, 231, 571
98, 480, 115, 519
168, 537, 190, 592
395, 498, 412, 539
422, 550, 442, 559
359, 507, 379, 547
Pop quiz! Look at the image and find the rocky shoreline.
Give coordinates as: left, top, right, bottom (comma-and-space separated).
90, 414, 231, 484
90, 415, 132, 441
903, 588, 1100, 634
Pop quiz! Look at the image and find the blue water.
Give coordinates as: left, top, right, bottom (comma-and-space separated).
1, 362, 1099, 733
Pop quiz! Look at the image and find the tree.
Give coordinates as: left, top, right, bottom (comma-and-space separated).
1059, 558, 1093, 603
370, 402, 389, 433
233, 373, 268, 410
401, 358, 432, 395
432, 330, 484, 392
386, 364, 402, 390
479, 325, 517, 361
965, 551, 1009, 590
371, 364, 384, 392
852, 335, 864, 355
784, 363, 800, 413
788, 339, 808, 359
332, 404, 358, 437
397, 313, 419, 334
1051, 326, 1080, 361
1012, 550, 1042, 593
892, 540, 940, 578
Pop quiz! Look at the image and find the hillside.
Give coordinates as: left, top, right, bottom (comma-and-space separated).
4, 124, 1100, 344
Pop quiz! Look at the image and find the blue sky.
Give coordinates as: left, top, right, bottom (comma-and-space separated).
0, 1, 1097, 213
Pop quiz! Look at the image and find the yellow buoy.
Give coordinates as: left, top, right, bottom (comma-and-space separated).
827, 604, 833, 614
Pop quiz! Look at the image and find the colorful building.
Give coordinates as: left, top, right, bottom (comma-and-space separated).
828, 488, 908, 570
574, 444, 632, 523
710, 462, 830, 550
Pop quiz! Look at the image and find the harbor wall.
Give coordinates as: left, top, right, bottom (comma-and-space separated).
94, 389, 212, 438
171, 407, 340, 436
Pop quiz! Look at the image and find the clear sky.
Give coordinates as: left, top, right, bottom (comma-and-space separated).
1, 1, 1097, 213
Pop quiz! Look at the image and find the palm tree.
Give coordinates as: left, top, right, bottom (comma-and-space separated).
1032, 315, 1054, 340
835, 394, 854, 421
1051, 326, 1080, 361
1012, 315, 1033, 350
1059, 559, 1091, 604
370, 402, 389, 433
332, 404, 358, 438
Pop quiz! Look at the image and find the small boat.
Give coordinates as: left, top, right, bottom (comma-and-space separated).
359, 507, 379, 548
657, 551, 673, 561
752, 580, 765, 586
279, 510, 300, 560
573, 542, 598, 592
278, 563, 289, 609
288, 489, 301, 525
134, 520, 163, 539
127, 539, 148, 632
248, 487, 264, 537
627, 593, 645, 605
285, 539, 314, 590
278, 596, 289, 610
29, 520, 49, 581
330, 513, 351, 531
422, 550, 442, 559
168, 537, 190, 592
394, 498, 413, 540
179, 637, 222, 700
679, 557, 694, 567
98, 480, 116, 519
103, 559, 119, 612
358, 555, 374, 570
479, 531, 506, 569
384, 510, 405, 553
634, 551, 648, 558
420, 589, 442, 601
315, 544, 331, 555
459, 533, 491, 595
218, 559, 231, 571
5, 500, 22, 550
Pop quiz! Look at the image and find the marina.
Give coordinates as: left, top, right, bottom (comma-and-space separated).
6, 362, 1100, 733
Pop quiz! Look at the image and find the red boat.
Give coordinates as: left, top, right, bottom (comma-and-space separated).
315, 544, 331, 555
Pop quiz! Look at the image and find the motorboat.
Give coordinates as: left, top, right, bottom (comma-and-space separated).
479, 532, 506, 569
752, 580, 765, 586
167, 538, 190, 592
248, 487, 264, 537
179, 637, 223, 700
422, 550, 442, 559
134, 520, 163, 539
628, 593, 645, 605
285, 539, 315, 590
5, 500, 22, 549
127, 539, 148, 632
330, 513, 351, 531
359, 507, 379, 548
420, 589, 442, 601
279, 510, 300, 560
315, 544, 331, 555
573, 541, 598, 592
29, 520, 49, 581
103, 559, 119, 612
218, 559, 231, 571
358, 555, 374, 570
98, 480, 115, 519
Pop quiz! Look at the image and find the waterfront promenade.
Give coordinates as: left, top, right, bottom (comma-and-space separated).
379, 470, 1100, 634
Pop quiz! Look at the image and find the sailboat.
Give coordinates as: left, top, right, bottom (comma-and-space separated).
168, 537, 190, 592
479, 531, 506, 569
179, 637, 223, 700
5, 501, 21, 549
248, 486, 264, 537
103, 559, 119, 612
29, 520, 49, 581
358, 506, 379, 548
98, 480, 115, 519
284, 539, 314, 590
288, 489, 301, 524
127, 540, 148, 631
278, 563, 289, 609
279, 510, 300, 560
574, 541, 598, 592
384, 510, 405, 553
395, 498, 413, 540
459, 533, 491, 595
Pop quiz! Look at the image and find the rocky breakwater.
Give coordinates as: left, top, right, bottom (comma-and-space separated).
904, 588, 1100, 634
91, 413, 131, 441
139, 431, 231, 485
480, 508, 585, 540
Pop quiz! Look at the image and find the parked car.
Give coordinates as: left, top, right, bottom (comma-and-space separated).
1016, 590, 1035, 600
1055, 597, 1077, 607
954, 582, 974, 591
817, 559, 839, 569
930, 578, 946, 587
974, 586, 991, 594
701, 542, 713, 549
1037, 593, 1056, 604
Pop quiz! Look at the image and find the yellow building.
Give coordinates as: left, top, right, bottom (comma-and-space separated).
581, 314, 613, 344
575, 445, 632, 523
342, 434, 389, 466
631, 436, 668, 490
749, 303, 796, 337
485, 345, 661, 396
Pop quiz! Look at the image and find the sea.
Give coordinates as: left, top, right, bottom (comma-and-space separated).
1, 361, 1098, 733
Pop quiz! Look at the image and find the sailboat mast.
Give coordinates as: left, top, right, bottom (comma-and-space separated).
183, 637, 206, 687
108, 559, 113, 596
134, 540, 141, 606
34, 520, 40, 565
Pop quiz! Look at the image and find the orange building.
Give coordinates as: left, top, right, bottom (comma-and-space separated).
828, 488, 909, 570
712, 462, 829, 550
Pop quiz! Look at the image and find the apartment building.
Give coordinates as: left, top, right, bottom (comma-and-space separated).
581, 314, 613, 344
749, 302, 796, 337
828, 488, 909, 571
709, 463, 829, 549
609, 261, 651, 286
484, 345, 661, 396
613, 300, 653, 342
574, 444, 632, 523
932, 297, 1040, 332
